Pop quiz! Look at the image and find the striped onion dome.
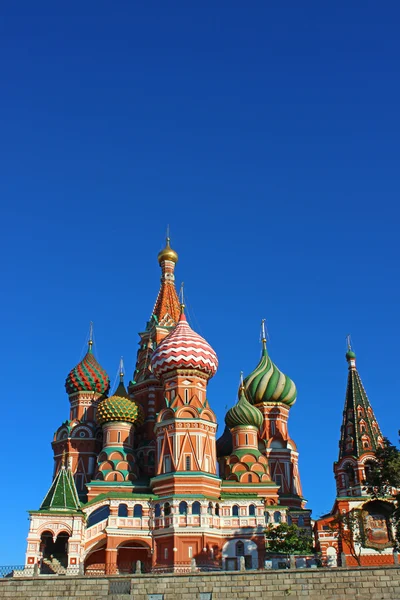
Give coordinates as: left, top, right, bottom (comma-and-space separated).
97, 380, 143, 426
243, 343, 297, 407
225, 389, 263, 430
65, 341, 110, 396
151, 310, 218, 379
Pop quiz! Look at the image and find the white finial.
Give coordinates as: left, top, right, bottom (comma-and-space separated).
261, 319, 268, 350
179, 282, 185, 309
119, 356, 124, 379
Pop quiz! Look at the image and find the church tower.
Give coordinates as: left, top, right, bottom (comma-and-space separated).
52, 328, 110, 496
243, 322, 304, 510
334, 341, 384, 497
129, 236, 181, 476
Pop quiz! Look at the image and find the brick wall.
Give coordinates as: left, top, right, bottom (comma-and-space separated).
1, 567, 400, 600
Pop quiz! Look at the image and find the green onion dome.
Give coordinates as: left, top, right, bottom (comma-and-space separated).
243, 343, 297, 407
65, 341, 110, 396
225, 390, 263, 430
216, 425, 233, 457
346, 349, 356, 361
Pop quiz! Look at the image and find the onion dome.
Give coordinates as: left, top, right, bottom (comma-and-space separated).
158, 237, 178, 264
97, 382, 142, 426
243, 339, 297, 407
216, 425, 233, 457
346, 349, 356, 361
151, 309, 218, 379
225, 389, 263, 430
65, 339, 110, 396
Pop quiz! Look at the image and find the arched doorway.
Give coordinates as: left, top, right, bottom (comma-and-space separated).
84, 542, 106, 575
117, 540, 151, 574
40, 530, 69, 572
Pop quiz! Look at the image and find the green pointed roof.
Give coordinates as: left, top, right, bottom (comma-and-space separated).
339, 350, 383, 460
225, 389, 263, 430
40, 465, 81, 511
243, 341, 297, 407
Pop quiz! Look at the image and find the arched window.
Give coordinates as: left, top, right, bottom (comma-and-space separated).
164, 502, 171, 516
154, 503, 161, 517
192, 501, 201, 515
236, 541, 245, 556
249, 504, 256, 516
215, 503, 220, 516
133, 504, 142, 518
118, 503, 128, 517
179, 501, 188, 515
232, 505, 239, 517
265, 512, 270, 524
274, 511, 281, 523
207, 502, 213, 515
298, 515, 304, 527
247, 474, 252, 482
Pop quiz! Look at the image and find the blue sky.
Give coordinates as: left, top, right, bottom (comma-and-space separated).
1, 2, 399, 563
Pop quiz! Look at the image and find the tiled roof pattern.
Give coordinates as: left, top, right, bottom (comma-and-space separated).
152, 281, 181, 324
339, 361, 383, 460
244, 346, 297, 407
40, 466, 81, 511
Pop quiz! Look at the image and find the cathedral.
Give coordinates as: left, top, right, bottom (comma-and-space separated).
24, 238, 311, 574
24, 238, 394, 574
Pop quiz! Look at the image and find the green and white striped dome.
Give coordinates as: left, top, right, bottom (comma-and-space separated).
243, 344, 297, 407
225, 390, 263, 430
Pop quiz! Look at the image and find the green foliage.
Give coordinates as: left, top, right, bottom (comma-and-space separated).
363, 436, 400, 549
329, 509, 364, 565
364, 437, 400, 496
265, 523, 313, 555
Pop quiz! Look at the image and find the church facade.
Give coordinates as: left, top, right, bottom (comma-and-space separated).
314, 347, 396, 567
24, 239, 311, 574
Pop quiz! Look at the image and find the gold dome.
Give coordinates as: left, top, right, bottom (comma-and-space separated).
158, 237, 178, 264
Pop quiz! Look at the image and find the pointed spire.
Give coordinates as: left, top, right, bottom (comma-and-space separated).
119, 356, 124, 381
261, 319, 267, 352
40, 462, 81, 512
339, 346, 383, 460
88, 321, 94, 352
114, 357, 130, 399
179, 282, 186, 319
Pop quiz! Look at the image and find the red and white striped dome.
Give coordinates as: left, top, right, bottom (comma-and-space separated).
151, 312, 218, 379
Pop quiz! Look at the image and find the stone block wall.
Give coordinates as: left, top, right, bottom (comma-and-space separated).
1, 566, 400, 599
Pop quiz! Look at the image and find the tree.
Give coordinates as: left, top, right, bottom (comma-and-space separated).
363, 436, 400, 549
265, 523, 313, 555
329, 509, 364, 566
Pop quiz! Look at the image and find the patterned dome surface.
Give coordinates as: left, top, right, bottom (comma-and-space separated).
97, 394, 142, 426
225, 390, 263, 429
151, 312, 218, 378
65, 344, 110, 395
244, 345, 297, 407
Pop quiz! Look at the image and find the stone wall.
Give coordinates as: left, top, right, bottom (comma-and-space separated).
1, 566, 400, 600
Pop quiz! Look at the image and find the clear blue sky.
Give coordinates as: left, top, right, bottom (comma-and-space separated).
1, 2, 399, 564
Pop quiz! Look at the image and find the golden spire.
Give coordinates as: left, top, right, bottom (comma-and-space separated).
157, 228, 178, 264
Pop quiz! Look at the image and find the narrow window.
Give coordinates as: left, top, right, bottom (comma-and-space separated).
133, 504, 142, 518
245, 434, 248, 445
117, 431, 121, 443
188, 546, 193, 558
83, 408, 87, 421
154, 504, 161, 517
184, 389, 189, 403
164, 455, 171, 473
232, 505, 239, 517
185, 455, 191, 471
249, 505, 256, 516
164, 548, 168, 560
274, 511, 281, 523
